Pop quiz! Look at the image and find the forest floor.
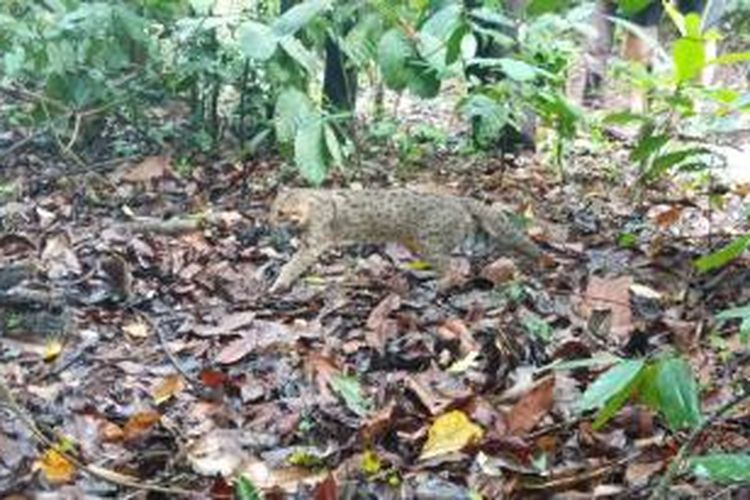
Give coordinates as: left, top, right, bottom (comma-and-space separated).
1, 87, 750, 498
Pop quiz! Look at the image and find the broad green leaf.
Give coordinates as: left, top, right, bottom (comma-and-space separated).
377, 28, 415, 90
631, 134, 669, 163
644, 147, 711, 181
274, 87, 315, 145
419, 410, 483, 460
592, 377, 637, 429
330, 374, 370, 417
342, 14, 382, 67
459, 93, 511, 146
272, 0, 331, 38
498, 58, 539, 82
324, 124, 343, 168
618, 0, 652, 15
673, 37, 705, 83
579, 359, 646, 412
421, 4, 463, 41
694, 234, 750, 273
653, 356, 702, 430
279, 37, 321, 75
690, 454, 750, 483
234, 475, 262, 500
294, 120, 327, 186
406, 63, 441, 98
239, 21, 278, 61
718, 305, 750, 321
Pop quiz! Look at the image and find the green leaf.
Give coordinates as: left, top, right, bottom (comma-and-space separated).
377, 28, 415, 90
294, 120, 327, 186
234, 475, 262, 500
716, 304, 750, 344
459, 93, 511, 146
644, 147, 711, 181
189, 0, 213, 15
330, 374, 370, 417
324, 124, 343, 168
580, 359, 646, 412
690, 454, 750, 483
694, 234, 750, 273
421, 3, 463, 41
274, 88, 315, 145
652, 356, 702, 430
618, 0, 652, 15
498, 58, 540, 82
673, 37, 705, 83
406, 62, 441, 98
279, 37, 321, 75
272, 0, 331, 38
239, 21, 278, 61
684, 13, 702, 38
631, 134, 669, 164
526, 0, 568, 16
602, 111, 650, 126
708, 51, 750, 66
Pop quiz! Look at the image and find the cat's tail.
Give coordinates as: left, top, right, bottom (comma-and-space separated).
464, 199, 542, 264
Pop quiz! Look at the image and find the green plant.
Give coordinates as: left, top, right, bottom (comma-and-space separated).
579, 355, 702, 430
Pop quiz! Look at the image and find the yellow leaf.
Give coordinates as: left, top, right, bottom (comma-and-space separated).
43, 340, 63, 362
405, 260, 431, 271
361, 449, 381, 475
151, 374, 186, 404
123, 321, 150, 339
419, 410, 483, 460
36, 448, 76, 484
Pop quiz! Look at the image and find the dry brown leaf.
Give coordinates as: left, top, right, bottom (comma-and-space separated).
214, 320, 301, 364
194, 311, 256, 337
121, 155, 173, 183
581, 276, 633, 338
366, 293, 401, 330
480, 257, 518, 285
40, 233, 81, 278
151, 374, 186, 404
506, 375, 555, 435
122, 410, 161, 441
653, 205, 683, 228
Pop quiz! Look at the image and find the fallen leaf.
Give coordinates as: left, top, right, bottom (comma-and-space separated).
506, 375, 555, 435
653, 205, 683, 228
366, 293, 401, 330
122, 411, 161, 442
43, 339, 63, 362
581, 276, 633, 338
419, 410, 484, 460
41, 233, 81, 279
214, 320, 302, 364
123, 321, 150, 339
193, 311, 256, 337
151, 374, 186, 404
35, 448, 76, 484
480, 257, 518, 285
121, 155, 173, 183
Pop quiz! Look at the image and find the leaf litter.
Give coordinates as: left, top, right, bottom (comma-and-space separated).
1, 140, 750, 498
